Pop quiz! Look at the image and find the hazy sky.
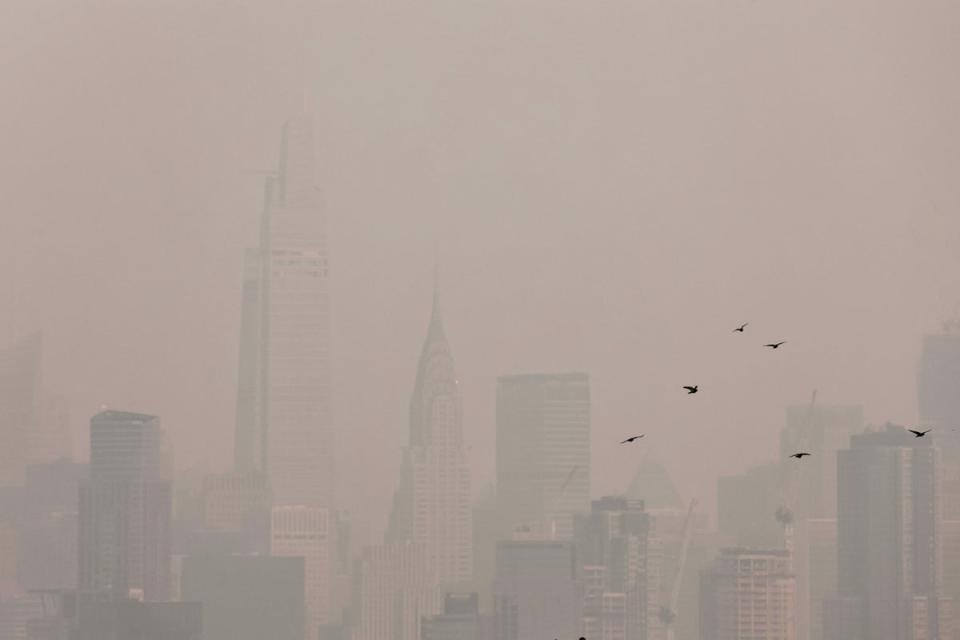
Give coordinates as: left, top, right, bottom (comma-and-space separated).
2, 0, 959, 540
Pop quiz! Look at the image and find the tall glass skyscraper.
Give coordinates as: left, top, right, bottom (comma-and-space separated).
79, 410, 171, 602
496, 372, 591, 540
234, 116, 333, 509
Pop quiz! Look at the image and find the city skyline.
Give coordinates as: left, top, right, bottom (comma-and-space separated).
1, 3, 960, 640
3, 2, 960, 539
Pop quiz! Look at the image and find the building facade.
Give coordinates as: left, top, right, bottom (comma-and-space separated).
181, 554, 305, 640
233, 116, 334, 508
574, 496, 664, 640
78, 411, 171, 602
824, 425, 953, 640
271, 506, 337, 640
386, 280, 472, 587
699, 548, 796, 640
493, 540, 579, 640
353, 542, 442, 640
496, 373, 590, 540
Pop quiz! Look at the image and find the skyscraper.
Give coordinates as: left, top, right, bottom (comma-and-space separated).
492, 540, 579, 640
17, 460, 86, 590
780, 399, 863, 520
233, 116, 333, 508
271, 506, 338, 640
824, 425, 953, 640
918, 322, 960, 455
0, 333, 41, 488
181, 555, 305, 640
386, 278, 472, 586
0, 333, 73, 489
496, 373, 590, 540
574, 496, 664, 640
699, 548, 796, 640
717, 463, 785, 549
78, 410, 171, 602
353, 542, 442, 640
421, 593, 482, 640
778, 398, 862, 640
234, 248, 263, 475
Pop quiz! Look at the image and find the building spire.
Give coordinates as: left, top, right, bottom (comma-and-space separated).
428, 247, 443, 339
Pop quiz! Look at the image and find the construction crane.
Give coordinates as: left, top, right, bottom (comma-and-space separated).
661, 498, 698, 640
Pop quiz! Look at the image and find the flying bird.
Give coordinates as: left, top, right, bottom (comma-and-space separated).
908, 429, 931, 438
621, 435, 645, 444
765, 341, 787, 349
789, 452, 811, 459
733, 323, 748, 333
683, 385, 698, 394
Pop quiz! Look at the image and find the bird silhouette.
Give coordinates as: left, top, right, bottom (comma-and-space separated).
683, 385, 698, 394
790, 452, 811, 459
765, 341, 786, 349
734, 323, 748, 333
621, 435, 645, 444
908, 429, 931, 438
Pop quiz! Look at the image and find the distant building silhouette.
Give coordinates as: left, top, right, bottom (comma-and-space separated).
386, 275, 472, 587
919, 326, 960, 612
73, 598, 201, 640
493, 540, 578, 640
17, 460, 86, 591
0, 334, 71, 488
918, 324, 960, 457
271, 506, 338, 639
700, 548, 796, 640
496, 373, 591, 540
353, 542, 441, 640
574, 496, 664, 640
233, 116, 334, 508
234, 247, 262, 476
717, 463, 784, 549
421, 592, 482, 640
78, 411, 171, 602
779, 401, 862, 640
181, 554, 305, 640
823, 425, 954, 640
200, 470, 271, 554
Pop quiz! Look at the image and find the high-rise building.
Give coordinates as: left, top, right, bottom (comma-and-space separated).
386, 278, 472, 586
0, 333, 73, 489
78, 411, 171, 602
492, 540, 579, 640
0, 520, 15, 584
181, 555, 305, 640
17, 460, 85, 590
823, 425, 953, 640
780, 399, 863, 520
0, 333, 41, 488
353, 542, 442, 640
73, 598, 202, 640
574, 496, 664, 640
804, 519, 837, 640
778, 399, 862, 640
200, 470, 271, 553
421, 593, 482, 640
717, 463, 785, 549
0, 590, 42, 640
0, 334, 73, 489
271, 506, 337, 640
918, 322, 960, 455
233, 116, 334, 508
234, 248, 263, 475
699, 548, 796, 640
496, 373, 590, 540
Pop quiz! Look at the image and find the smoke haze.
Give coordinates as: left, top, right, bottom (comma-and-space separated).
1, 0, 959, 540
